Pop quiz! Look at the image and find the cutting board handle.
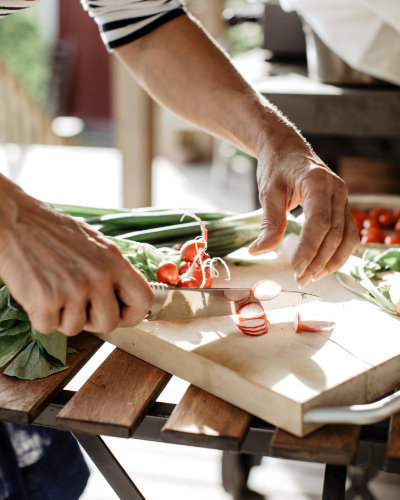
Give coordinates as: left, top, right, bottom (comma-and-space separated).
303, 389, 400, 426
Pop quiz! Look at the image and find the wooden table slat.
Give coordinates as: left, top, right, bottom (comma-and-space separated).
57, 349, 171, 437
271, 425, 361, 465
0, 333, 103, 425
161, 384, 252, 451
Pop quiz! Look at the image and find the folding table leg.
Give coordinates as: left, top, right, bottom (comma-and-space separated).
221, 451, 263, 500
322, 464, 347, 500
74, 433, 146, 500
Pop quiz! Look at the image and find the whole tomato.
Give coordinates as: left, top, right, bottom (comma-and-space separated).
384, 234, 400, 245
369, 207, 387, 220
393, 209, 400, 219
395, 219, 400, 235
378, 211, 396, 228
361, 227, 385, 244
363, 217, 380, 229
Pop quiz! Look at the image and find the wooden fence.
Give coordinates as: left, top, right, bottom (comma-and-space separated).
0, 56, 68, 146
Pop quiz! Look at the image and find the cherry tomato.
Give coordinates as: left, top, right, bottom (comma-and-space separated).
395, 219, 400, 235
351, 210, 368, 225
378, 211, 396, 228
393, 209, 400, 219
363, 217, 380, 229
369, 207, 387, 220
384, 234, 400, 245
361, 228, 385, 244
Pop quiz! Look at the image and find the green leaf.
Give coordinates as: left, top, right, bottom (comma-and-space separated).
0, 286, 9, 311
0, 307, 29, 323
0, 322, 31, 337
4, 340, 67, 380
34, 330, 67, 365
376, 250, 400, 272
0, 331, 32, 367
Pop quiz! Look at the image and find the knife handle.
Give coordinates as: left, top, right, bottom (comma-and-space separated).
146, 282, 170, 319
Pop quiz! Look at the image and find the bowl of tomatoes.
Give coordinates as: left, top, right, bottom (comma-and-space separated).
349, 194, 400, 256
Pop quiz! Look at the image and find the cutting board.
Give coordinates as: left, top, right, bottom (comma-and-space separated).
95, 249, 400, 437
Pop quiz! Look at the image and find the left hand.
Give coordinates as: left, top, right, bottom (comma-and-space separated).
248, 141, 359, 288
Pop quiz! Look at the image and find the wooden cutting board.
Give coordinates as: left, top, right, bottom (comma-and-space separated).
94, 249, 400, 437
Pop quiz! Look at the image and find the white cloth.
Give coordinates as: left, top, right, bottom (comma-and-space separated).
280, 0, 400, 86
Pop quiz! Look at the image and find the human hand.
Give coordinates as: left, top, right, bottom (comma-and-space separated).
0, 177, 153, 336
248, 140, 359, 288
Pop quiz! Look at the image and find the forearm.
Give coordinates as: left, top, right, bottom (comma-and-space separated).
115, 14, 307, 159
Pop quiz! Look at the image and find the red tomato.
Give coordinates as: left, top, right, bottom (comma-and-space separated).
363, 217, 380, 229
378, 211, 396, 228
395, 219, 400, 234
393, 209, 400, 219
369, 207, 387, 220
351, 210, 368, 225
384, 234, 400, 245
361, 228, 385, 244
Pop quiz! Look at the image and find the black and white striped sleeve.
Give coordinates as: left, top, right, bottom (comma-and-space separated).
0, 0, 39, 18
80, 0, 186, 51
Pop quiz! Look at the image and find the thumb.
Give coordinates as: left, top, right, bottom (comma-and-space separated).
248, 188, 287, 255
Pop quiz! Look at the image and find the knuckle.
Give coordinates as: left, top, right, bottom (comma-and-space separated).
30, 313, 59, 334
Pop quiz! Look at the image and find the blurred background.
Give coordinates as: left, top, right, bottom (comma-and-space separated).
1, 0, 398, 215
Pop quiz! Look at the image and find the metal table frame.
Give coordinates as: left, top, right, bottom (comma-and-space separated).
29, 389, 396, 500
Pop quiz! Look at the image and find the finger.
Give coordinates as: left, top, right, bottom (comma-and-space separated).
292, 175, 332, 279
248, 185, 288, 255
114, 268, 154, 328
28, 304, 61, 335
58, 301, 88, 337
297, 189, 347, 285
312, 204, 359, 279
83, 288, 120, 334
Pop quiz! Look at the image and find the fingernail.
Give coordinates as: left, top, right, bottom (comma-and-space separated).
249, 238, 263, 255
294, 260, 307, 278
312, 270, 328, 282
297, 273, 311, 290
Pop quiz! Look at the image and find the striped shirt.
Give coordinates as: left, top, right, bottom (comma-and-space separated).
0, 0, 186, 51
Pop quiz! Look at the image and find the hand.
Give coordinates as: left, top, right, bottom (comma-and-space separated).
0, 177, 153, 336
248, 139, 359, 288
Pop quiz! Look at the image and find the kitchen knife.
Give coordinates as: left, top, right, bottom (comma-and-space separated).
147, 282, 320, 321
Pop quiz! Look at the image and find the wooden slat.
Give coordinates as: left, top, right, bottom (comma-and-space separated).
0, 333, 102, 425
161, 385, 252, 450
385, 412, 400, 472
57, 349, 171, 437
271, 425, 360, 465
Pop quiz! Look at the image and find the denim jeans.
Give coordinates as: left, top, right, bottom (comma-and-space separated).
0, 423, 90, 500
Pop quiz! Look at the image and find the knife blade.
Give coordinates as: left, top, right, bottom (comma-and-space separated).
147, 283, 320, 321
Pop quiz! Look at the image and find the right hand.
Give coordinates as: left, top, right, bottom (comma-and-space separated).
0, 176, 153, 336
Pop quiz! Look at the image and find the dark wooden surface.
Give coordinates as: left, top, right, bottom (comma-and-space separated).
0, 333, 102, 425
57, 348, 171, 437
234, 49, 400, 139
271, 424, 361, 465
161, 384, 252, 450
